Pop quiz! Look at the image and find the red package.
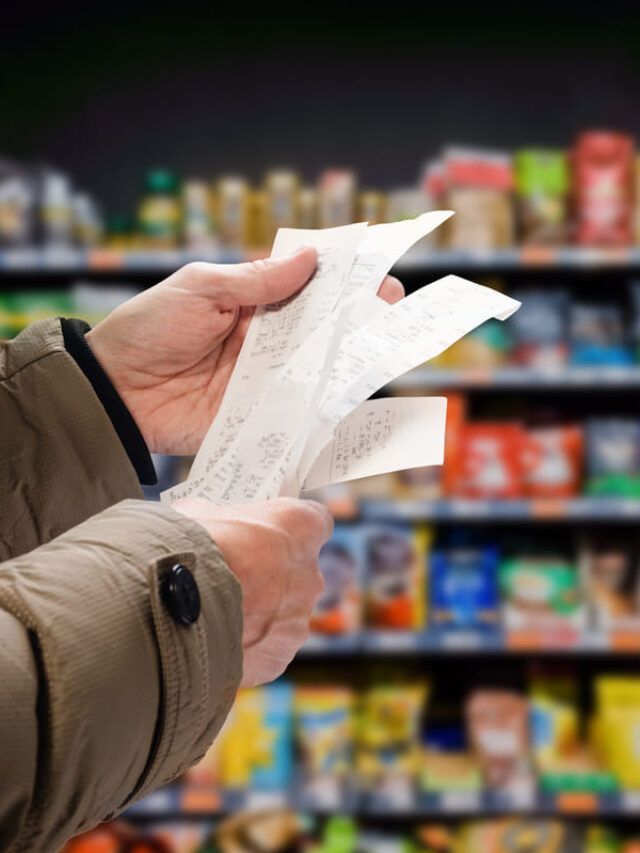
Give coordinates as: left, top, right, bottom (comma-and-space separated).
572, 131, 635, 246
523, 425, 584, 498
453, 423, 525, 499
442, 393, 467, 496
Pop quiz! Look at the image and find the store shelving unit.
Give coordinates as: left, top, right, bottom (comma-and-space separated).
5, 245, 640, 830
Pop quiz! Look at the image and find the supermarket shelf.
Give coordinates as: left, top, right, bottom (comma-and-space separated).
358, 497, 640, 522
394, 246, 640, 272
2, 245, 640, 274
125, 786, 640, 820
0, 246, 243, 273
301, 628, 640, 656
391, 366, 640, 390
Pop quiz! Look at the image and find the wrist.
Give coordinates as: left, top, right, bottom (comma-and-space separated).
62, 319, 156, 485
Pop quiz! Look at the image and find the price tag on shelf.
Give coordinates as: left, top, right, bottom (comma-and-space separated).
245, 790, 288, 811
366, 631, 418, 652
439, 791, 481, 812
622, 791, 640, 812
441, 631, 483, 650
555, 791, 598, 813
520, 245, 557, 266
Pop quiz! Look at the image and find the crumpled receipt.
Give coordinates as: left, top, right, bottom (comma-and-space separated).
162, 212, 520, 504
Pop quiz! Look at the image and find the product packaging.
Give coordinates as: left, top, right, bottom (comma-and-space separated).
569, 303, 633, 366
500, 556, 585, 642
358, 191, 386, 225
585, 419, 640, 497
465, 690, 534, 799
311, 526, 363, 635
440, 148, 514, 250
580, 531, 640, 629
297, 187, 318, 229
294, 687, 354, 805
571, 131, 635, 246
508, 288, 570, 369
514, 149, 569, 245
452, 423, 526, 499
593, 677, 640, 789
0, 159, 36, 246
215, 177, 250, 247
265, 170, 299, 242
318, 170, 356, 227
363, 525, 428, 630
182, 180, 216, 249
217, 684, 293, 793
430, 543, 500, 631
137, 169, 181, 249
357, 682, 427, 799
523, 425, 583, 498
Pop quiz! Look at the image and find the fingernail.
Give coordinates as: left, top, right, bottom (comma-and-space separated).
290, 245, 315, 257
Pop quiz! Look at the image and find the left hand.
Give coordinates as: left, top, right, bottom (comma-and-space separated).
87, 251, 404, 454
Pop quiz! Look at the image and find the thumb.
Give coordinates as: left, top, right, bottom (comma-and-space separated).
218, 246, 318, 307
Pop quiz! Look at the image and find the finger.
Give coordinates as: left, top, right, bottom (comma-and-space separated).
377, 274, 405, 305
217, 247, 318, 307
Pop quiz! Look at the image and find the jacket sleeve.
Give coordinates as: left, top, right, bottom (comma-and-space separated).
0, 321, 243, 851
0, 500, 242, 853
0, 317, 143, 562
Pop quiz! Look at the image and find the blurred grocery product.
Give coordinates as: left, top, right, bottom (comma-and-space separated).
571, 132, 635, 247
182, 180, 217, 249
311, 527, 363, 635
515, 149, 569, 245
215, 177, 249, 248
363, 525, 428, 630
138, 169, 181, 249
317, 169, 356, 228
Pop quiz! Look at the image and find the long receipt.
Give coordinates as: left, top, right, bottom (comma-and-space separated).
162, 212, 520, 505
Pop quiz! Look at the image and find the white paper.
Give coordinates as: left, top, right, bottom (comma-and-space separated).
162, 214, 520, 506
303, 397, 447, 491
295, 275, 520, 485
180, 222, 368, 490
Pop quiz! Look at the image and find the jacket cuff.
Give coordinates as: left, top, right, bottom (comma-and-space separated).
61, 318, 157, 486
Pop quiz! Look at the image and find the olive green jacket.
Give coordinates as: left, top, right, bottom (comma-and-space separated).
0, 319, 242, 852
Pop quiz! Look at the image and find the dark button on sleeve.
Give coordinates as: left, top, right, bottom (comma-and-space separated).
161, 564, 201, 626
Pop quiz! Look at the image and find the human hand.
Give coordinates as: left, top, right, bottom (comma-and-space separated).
86, 252, 404, 454
172, 496, 332, 687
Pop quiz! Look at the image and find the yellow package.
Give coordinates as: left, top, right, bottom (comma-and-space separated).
593, 676, 640, 788
356, 682, 428, 792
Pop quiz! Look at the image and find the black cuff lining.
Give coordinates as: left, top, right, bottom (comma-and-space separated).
61, 318, 157, 486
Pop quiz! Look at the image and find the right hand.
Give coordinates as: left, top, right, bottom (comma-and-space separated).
172, 497, 332, 687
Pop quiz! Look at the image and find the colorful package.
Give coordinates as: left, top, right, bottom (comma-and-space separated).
453, 424, 525, 499
580, 532, 640, 628
213, 810, 303, 853
571, 131, 634, 246
500, 556, 584, 633
441, 148, 514, 250
523, 425, 583, 499
594, 677, 640, 789
585, 419, 640, 497
456, 819, 581, 853
357, 683, 428, 795
508, 289, 570, 369
515, 149, 569, 245
311, 527, 363, 635
529, 668, 580, 772
217, 684, 293, 792
363, 525, 428, 630
466, 690, 534, 797
570, 303, 633, 366
430, 543, 500, 631
294, 687, 354, 803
